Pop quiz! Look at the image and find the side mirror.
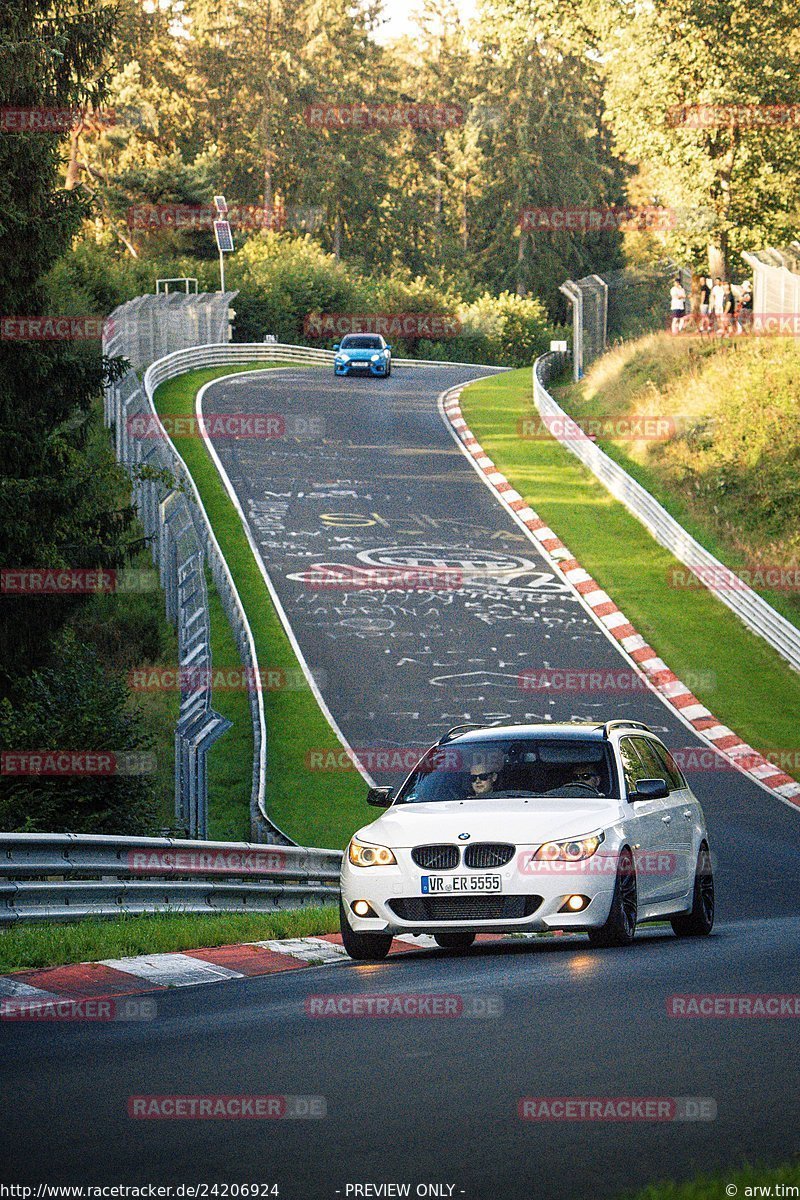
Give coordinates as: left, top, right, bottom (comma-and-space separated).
631, 778, 669, 801
385, 344, 392, 351
367, 786, 394, 808
333, 343, 340, 351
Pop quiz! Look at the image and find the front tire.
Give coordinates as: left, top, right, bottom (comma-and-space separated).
434, 933, 475, 951
339, 900, 392, 961
670, 844, 714, 937
588, 847, 638, 948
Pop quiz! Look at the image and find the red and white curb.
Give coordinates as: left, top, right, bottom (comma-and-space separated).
0, 932, 558, 1014
440, 384, 800, 811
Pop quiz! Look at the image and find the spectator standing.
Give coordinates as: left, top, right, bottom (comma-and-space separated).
670, 276, 687, 334
721, 282, 736, 336
738, 280, 754, 334
710, 277, 725, 333
699, 275, 712, 332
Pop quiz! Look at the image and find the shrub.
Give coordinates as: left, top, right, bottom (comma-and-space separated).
0, 632, 159, 834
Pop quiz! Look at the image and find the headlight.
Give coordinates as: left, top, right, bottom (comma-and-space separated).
370, 353, 381, 363
534, 832, 604, 861
348, 837, 397, 867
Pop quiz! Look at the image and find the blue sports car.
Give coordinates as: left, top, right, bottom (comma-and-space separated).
333, 334, 392, 378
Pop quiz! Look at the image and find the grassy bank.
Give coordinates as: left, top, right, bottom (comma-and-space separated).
205, 568, 254, 841
625, 1160, 800, 1199
553, 333, 800, 628
460, 369, 800, 777
154, 364, 371, 848
0, 906, 338, 973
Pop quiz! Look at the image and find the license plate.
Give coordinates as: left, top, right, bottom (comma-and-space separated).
421, 874, 502, 894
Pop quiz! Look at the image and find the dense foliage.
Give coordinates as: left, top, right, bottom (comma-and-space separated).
0, 0, 136, 681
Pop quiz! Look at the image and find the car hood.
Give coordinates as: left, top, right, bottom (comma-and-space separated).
358, 797, 622, 849
339, 348, 385, 359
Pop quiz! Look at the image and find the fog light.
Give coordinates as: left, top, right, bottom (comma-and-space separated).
562, 894, 589, 913
351, 900, 372, 917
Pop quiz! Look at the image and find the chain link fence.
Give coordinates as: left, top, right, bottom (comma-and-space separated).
742, 244, 800, 318
103, 294, 292, 847
560, 261, 690, 380
108, 292, 233, 372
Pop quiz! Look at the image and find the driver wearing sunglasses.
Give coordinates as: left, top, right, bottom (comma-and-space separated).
468, 763, 499, 796
571, 764, 603, 792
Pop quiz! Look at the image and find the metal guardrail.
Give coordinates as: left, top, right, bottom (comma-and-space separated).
0, 833, 342, 924
144, 341, 509, 378
533, 353, 800, 673
105, 327, 504, 845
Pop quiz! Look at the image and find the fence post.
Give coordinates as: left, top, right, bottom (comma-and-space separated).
559, 280, 583, 380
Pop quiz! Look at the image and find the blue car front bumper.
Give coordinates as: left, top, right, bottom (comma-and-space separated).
334, 357, 390, 376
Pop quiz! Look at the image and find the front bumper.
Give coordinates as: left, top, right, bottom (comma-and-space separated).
334, 359, 389, 376
340, 851, 617, 935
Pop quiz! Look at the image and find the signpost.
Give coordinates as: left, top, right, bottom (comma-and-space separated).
213, 195, 234, 292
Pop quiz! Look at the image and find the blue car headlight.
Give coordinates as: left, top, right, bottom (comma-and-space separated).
335, 354, 349, 363
370, 354, 381, 363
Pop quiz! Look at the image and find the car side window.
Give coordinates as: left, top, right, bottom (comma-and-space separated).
631, 737, 670, 784
648, 742, 687, 791
619, 737, 648, 794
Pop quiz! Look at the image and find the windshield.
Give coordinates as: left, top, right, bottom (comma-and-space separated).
394, 738, 619, 804
339, 335, 384, 349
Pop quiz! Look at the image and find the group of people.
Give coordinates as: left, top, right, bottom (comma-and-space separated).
669, 275, 754, 336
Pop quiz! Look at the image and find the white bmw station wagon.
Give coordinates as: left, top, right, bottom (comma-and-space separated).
339, 721, 714, 960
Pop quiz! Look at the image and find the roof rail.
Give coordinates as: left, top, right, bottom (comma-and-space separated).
603, 720, 652, 737
438, 723, 488, 745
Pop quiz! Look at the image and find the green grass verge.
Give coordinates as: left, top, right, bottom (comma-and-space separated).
154, 364, 371, 848
0, 906, 338, 973
553, 333, 800, 629
205, 566, 254, 841
624, 1160, 800, 1199
460, 369, 800, 779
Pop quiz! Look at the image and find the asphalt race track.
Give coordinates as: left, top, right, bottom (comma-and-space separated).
3, 364, 799, 1198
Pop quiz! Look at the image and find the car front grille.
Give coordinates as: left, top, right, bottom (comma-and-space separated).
411, 844, 460, 871
388, 896, 543, 922
463, 842, 515, 869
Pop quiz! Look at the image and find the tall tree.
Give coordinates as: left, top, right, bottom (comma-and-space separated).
0, 0, 132, 684
464, 0, 626, 310
597, 0, 800, 272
